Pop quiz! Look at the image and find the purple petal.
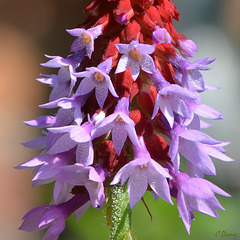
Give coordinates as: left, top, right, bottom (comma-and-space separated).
69, 125, 92, 143
85, 181, 105, 209
53, 180, 72, 204
43, 218, 65, 240
138, 43, 155, 55
88, 24, 102, 39
76, 142, 93, 165
124, 124, 140, 148
24, 116, 56, 128
150, 160, 172, 178
37, 76, 54, 85
39, 99, 62, 109
200, 144, 233, 162
97, 57, 112, 74
15, 155, 50, 169
47, 134, 76, 154
180, 139, 216, 175
112, 125, 128, 156
21, 137, 47, 149
70, 37, 86, 52
128, 172, 148, 209
205, 180, 231, 197
139, 54, 156, 74
179, 129, 221, 144
54, 108, 75, 127
74, 105, 83, 125
177, 191, 192, 234
115, 43, 129, 54
160, 84, 197, 99
48, 126, 74, 134
181, 178, 214, 199
56, 165, 89, 185
148, 162, 173, 204
189, 58, 215, 70
152, 93, 161, 119
106, 77, 119, 98
129, 59, 140, 80
19, 206, 47, 232
169, 135, 179, 161
114, 97, 130, 115
41, 55, 67, 68
187, 162, 204, 178
149, 174, 172, 204
111, 162, 136, 186
95, 84, 108, 108
85, 40, 94, 58
194, 104, 223, 120
57, 98, 76, 109
115, 54, 130, 74
189, 197, 220, 218
66, 28, 85, 37
159, 97, 174, 128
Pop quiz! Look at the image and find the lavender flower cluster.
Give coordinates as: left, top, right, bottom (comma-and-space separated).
17, 0, 233, 239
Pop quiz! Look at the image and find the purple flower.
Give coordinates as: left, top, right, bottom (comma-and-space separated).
56, 164, 109, 208
170, 55, 215, 91
172, 171, 230, 234
39, 94, 89, 125
187, 141, 234, 177
37, 53, 84, 101
111, 137, 173, 209
24, 107, 75, 129
41, 52, 85, 70
19, 193, 90, 240
115, 40, 156, 81
192, 103, 224, 120
47, 121, 95, 166
152, 27, 171, 44
152, 82, 198, 128
67, 25, 102, 58
93, 97, 140, 156
24, 115, 57, 128
74, 57, 118, 108
21, 136, 47, 150
169, 123, 231, 175
16, 150, 75, 186
177, 39, 197, 59
37, 67, 76, 102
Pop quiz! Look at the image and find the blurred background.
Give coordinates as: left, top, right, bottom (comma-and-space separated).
0, 0, 239, 239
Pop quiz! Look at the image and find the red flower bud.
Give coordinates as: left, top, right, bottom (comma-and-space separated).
145, 134, 170, 162
120, 20, 141, 43
129, 109, 153, 139
137, 84, 157, 116
102, 36, 120, 66
114, 0, 134, 24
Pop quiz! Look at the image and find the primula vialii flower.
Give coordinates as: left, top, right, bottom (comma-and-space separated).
18, 0, 233, 239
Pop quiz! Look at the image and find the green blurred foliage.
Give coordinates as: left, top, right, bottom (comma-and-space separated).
54, 190, 239, 240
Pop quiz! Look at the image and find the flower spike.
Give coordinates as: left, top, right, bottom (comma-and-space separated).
18, 0, 233, 239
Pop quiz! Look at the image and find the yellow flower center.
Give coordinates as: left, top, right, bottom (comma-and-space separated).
116, 114, 124, 122
82, 33, 91, 44
140, 163, 148, 168
129, 48, 141, 61
94, 72, 105, 82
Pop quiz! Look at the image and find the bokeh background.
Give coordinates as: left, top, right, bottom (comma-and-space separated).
1, 0, 239, 239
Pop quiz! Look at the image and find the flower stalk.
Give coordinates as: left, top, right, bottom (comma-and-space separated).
108, 183, 133, 240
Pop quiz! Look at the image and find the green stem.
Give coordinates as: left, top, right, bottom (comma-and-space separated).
107, 183, 133, 240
